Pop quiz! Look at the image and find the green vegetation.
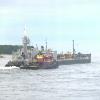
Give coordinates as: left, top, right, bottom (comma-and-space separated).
0, 45, 22, 54
0, 45, 34, 54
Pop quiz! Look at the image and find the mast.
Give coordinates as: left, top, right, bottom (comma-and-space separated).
22, 26, 30, 59
73, 40, 75, 58
45, 39, 47, 51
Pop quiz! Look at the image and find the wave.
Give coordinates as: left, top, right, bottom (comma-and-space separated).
0, 66, 19, 70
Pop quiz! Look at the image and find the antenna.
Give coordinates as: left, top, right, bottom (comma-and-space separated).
36, 44, 38, 50
45, 39, 47, 51
23, 24, 28, 37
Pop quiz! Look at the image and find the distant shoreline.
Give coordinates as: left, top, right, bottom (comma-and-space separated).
0, 45, 32, 54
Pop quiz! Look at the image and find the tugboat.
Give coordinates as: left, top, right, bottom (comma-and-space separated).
5, 28, 58, 69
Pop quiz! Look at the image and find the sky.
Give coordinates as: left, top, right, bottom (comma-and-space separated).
0, 0, 100, 53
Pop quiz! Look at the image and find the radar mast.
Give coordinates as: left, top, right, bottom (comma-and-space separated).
22, 26, 30, 59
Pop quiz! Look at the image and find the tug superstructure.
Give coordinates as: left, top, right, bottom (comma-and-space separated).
6, 28, 58, 69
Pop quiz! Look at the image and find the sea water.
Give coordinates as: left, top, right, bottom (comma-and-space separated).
0, 55, 100, 100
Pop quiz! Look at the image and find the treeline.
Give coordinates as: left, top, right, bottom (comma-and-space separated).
0, 45, 22, 54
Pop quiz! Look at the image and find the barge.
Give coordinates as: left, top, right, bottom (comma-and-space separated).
57, 40, 91, 65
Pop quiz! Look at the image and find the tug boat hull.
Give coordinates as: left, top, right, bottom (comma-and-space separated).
5, 61, 58, 69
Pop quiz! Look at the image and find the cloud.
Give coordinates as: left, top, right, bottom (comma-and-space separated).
0, 0, 99, 52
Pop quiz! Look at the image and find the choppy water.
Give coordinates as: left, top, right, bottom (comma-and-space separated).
0, 55, 100, 100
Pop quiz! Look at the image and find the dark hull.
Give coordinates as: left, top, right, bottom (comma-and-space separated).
20, 61, 58, 69
5, 58, 91, 69
58, 58, 91, 65
5, 61, 58, 69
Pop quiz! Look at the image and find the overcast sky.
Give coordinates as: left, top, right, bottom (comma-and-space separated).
0, 0, 100, 53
